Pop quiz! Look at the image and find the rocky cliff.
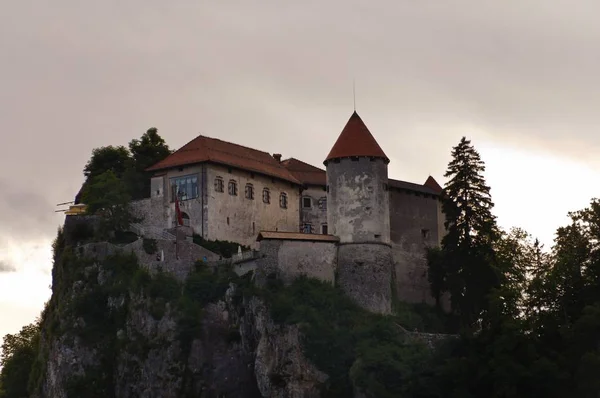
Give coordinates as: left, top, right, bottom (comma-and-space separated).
32, 235, 331, 398
27, 227, 449, 398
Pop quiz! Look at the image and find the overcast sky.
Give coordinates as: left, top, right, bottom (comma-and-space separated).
1, 1, 600, 340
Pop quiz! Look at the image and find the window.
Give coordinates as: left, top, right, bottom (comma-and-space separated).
263, 188, 270, 204
321, 224, 328, 235
228, 180, 238, 196
181, 212, 190, 227
214, 177, 224, 192
302, 196, 312, 209
421, 229, 430, 240
318, 197, 327, 211
245, 183, 254, 200
170, 174, 198, 202
252, 222, 255, 234
279, 192, 288, 209
302, 223, 312, 234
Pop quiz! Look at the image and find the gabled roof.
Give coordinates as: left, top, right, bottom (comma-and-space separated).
280, 158, 326, 186
324, 111, 389, 164
424, 176, 443, 194
257, 231, 339, 242
146, 135, 301, 185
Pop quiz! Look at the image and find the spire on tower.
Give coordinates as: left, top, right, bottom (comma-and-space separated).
324, 112, 389, 164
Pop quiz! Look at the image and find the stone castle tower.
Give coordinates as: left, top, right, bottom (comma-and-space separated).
324, 111, 393, 314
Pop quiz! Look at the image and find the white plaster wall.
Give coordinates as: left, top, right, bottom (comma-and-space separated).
206, 164, 301, 248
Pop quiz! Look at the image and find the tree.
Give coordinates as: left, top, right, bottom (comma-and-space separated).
83, 145, 132, 180
126, 127, 172, 199
435, 137, 501, 329
81, 170, 139, 236
0, 321, 40, 398
76, 145, 132, 204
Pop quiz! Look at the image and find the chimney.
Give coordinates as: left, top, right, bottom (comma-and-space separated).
273, 153, 282, 162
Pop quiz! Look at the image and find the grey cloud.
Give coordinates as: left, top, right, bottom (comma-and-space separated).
0, 261, 16, 273
1, 0, 600, 251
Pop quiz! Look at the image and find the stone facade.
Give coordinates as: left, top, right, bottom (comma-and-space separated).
134, 163, 301, 249
326, 156, 393, 314
299, 186, 328, 235
336, 243, 393, 314
205, 163, 300, 248
389, 186, 444, 305
326, 157, 390, 244
256, 237, 337, 285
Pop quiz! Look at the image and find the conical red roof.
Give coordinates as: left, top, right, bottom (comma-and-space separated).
324, 111, 389, 163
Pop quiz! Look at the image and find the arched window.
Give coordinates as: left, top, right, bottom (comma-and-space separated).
279, 192, 288, 209
214, 177, 224, 193
228, 180, 238, 196
245, 183, 254, 200
263, 188, 270, 204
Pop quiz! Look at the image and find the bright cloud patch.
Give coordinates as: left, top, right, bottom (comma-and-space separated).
479, 142, 599, 249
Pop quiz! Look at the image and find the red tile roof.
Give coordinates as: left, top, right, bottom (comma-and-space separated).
146, 135, 301, 185
324, 111, 389, 163
280, 158, 326, 186
424, 176, 443, 193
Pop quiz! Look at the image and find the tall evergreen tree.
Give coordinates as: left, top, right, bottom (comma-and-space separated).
437, 137, 500, 329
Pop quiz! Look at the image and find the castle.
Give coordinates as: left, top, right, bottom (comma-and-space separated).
133, 111, 446, 313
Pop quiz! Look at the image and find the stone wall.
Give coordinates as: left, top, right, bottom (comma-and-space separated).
388, 188, 444, 306
336, 243, 393, 315
326, 157, 390, 244
130, 197, 168, 232
299, 186, 328, 234
205, 163, 301, 249
79, 238, 219, 281
255, 239, 337, 285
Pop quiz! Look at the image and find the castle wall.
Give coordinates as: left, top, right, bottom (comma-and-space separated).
205, 164, 301, 249
336, 243, 393, 314
79, 238, 219, 282
299, 185, 328, 234
389, 188, 442, 305
256, 239, 337, 285
326, 158, 390, 243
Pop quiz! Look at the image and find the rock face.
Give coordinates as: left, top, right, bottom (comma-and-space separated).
37, 258, 328, 398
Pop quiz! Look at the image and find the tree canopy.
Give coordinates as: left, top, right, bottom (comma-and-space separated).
76, 127, 171, 203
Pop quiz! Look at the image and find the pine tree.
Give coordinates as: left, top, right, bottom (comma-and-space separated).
439, 137, 500, 329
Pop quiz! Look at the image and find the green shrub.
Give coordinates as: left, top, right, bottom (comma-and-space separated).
263, 277, 433, 397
